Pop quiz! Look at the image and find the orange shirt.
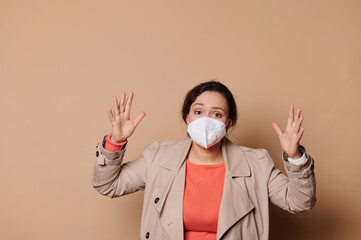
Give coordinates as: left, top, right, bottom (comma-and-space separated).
183, 160, 225, 240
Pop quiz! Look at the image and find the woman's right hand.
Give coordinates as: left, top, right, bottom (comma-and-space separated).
107, 91, 146, 143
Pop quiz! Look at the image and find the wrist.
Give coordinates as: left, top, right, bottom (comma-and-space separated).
287, 151, 302, 160
109, 133, 126, 144
111, 136, 126, 143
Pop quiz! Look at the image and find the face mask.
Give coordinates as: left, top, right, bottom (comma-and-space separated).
187, 117, 227, 149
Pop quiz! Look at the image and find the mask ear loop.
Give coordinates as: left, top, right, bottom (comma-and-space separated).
225, 119, 230, 128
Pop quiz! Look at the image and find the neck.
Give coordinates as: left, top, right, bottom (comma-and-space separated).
188, 140, 224, 165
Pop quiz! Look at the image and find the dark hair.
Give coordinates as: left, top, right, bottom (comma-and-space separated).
181, 81, 238, 126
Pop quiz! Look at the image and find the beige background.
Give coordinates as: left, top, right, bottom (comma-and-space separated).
1, 0, 360, 239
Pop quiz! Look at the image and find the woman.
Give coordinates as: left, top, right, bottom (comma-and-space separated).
92, 81, 316, 240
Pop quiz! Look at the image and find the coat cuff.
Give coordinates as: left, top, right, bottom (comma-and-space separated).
95, 135, 126, 166
282, 145, 315, 179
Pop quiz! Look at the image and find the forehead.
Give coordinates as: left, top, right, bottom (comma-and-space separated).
192, 91, 228, 109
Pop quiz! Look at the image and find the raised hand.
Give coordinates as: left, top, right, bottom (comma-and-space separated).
107, 91, 146, 143
272, 105, 304, 159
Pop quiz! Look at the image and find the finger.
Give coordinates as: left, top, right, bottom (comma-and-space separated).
296, 127, 305, 142
133, 111, 146, 128
294, 116, 304, 133
287, 104, 294, 127
125, 91, 134, 116
113, 96, 120, 116
119, 92, 126, 112
107, 107, 115, 122
293, 108, 301, 126
272, 122, 283, 138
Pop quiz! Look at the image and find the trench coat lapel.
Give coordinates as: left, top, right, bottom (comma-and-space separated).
154, 138, 192, 240
217, 138, 255, 240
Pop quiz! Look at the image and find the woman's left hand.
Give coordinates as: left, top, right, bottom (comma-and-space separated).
272, 105, 304, 159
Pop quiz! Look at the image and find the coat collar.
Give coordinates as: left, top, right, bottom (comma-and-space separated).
221, 137, 251, 177
157, 138, 192, 172
155, 137, 254, 240
157, 137, 251, 177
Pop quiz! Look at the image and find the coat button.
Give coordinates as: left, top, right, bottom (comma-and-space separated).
145, 232, 150, 239
96, 151, 99, 157
154, 197, 160, 204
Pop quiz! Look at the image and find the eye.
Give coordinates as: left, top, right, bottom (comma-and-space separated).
213, 112, 222, 118
195, 110, 202, 115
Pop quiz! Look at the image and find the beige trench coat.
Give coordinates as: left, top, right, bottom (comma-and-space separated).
92, 136, 316, 240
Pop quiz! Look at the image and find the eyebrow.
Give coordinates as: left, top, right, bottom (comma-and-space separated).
193, 103, 225, 111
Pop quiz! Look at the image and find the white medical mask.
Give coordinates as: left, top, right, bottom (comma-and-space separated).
187, 117, 228, 149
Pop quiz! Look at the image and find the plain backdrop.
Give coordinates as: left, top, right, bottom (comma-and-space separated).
1, 1, 360, 239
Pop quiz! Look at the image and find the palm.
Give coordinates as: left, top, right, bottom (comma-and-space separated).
272, 105, 304, 159
107, 92, 146, 143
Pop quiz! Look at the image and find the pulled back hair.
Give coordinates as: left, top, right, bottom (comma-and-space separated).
181, 81, 238, 126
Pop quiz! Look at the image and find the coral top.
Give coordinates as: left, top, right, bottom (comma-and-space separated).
103, 134, 226, 240
183, 160, 225, 240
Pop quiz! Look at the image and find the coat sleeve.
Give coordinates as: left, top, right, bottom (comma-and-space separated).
91, 135, 160, 198
261, 146, 316, 213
